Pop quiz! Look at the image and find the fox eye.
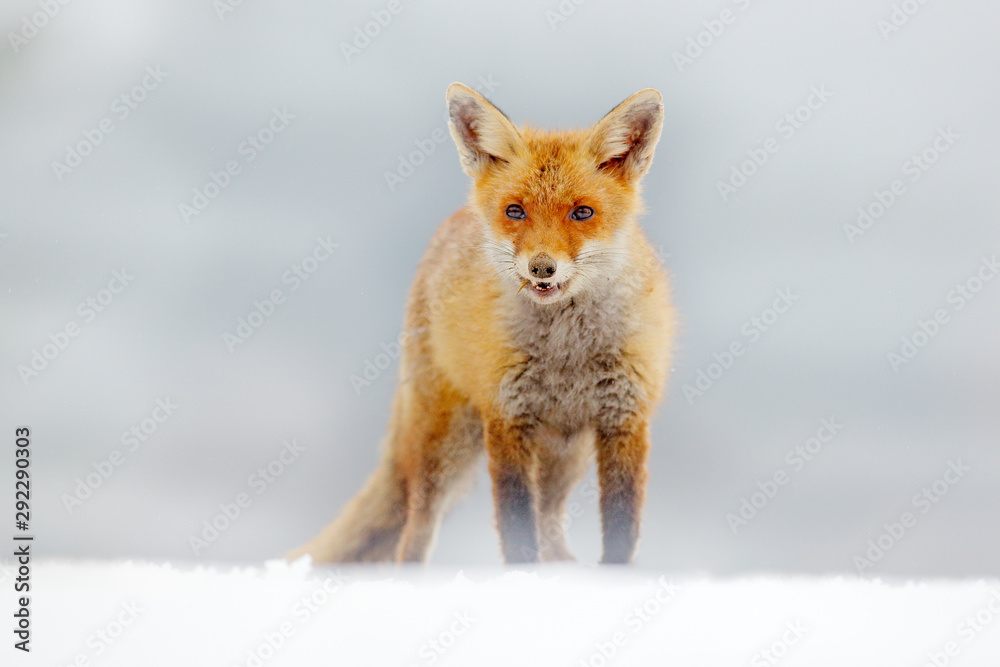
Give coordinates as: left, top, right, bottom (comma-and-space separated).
570, 206, 594, 221
505, 204, 526, 220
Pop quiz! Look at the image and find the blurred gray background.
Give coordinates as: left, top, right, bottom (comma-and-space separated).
2, 0, 997, 576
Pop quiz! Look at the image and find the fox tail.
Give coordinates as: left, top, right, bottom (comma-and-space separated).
286, 448, 407, 563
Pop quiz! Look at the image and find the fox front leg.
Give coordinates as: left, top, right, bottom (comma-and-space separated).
596, 419, 650, 565
484, 417, 540, 564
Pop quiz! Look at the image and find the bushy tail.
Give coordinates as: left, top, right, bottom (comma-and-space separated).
286, 453, 407, 563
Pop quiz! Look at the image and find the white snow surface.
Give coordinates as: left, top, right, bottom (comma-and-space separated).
15, 559, 1000, 666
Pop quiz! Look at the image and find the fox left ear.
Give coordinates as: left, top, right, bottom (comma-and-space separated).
586, 89, 664, 182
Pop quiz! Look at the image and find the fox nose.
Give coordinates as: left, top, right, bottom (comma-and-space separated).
529, 253, 556, 279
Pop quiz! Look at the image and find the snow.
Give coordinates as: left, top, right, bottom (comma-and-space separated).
15, 558, 1000, 666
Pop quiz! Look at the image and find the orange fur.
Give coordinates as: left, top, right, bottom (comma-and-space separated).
289, 83, 674, 565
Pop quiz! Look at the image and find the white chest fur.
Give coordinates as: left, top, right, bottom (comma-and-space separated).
496, 282, 644, 436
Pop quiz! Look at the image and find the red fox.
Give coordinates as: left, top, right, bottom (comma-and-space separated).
290, 83, 674, 565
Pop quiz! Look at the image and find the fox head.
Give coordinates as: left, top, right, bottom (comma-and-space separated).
446, 83, 663, 304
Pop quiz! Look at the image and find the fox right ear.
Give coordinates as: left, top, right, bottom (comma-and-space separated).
446, 83, 524, 178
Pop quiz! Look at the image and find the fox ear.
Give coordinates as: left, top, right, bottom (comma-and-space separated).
446, 83, 524, 178
586, 89, 664, 181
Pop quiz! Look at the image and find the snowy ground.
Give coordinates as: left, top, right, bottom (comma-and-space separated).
11, 559, 1000, 666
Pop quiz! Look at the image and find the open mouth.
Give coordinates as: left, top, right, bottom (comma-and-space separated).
533, 281, 557, 294
520, 278, 569, 299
